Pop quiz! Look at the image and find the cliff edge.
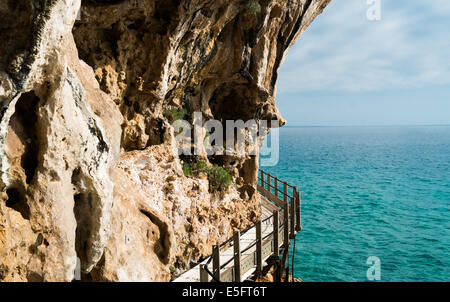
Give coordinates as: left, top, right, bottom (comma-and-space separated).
0, 0, 330, 281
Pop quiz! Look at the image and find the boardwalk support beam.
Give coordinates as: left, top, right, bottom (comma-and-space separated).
290, 195, 296, 239
213, 245, 220, 282
273, 211, 279, 257
283, 183, 289, 251
233, 232, 241, 282
255, 221, 263, 276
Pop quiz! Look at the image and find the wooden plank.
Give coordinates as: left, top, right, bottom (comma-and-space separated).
257, 185, 284, 208
220, 268, 234, 282
255, 221, 263, 276
241, 252, 255, 273
213, 245, 220, 282
273, 211, 279, 257
261, 195, 280, 213
233, 232, 241, 282
222, 241, 273, 282
262, 237, 272, 259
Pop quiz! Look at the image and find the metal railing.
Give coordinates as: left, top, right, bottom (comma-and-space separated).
198, 169, 301, 282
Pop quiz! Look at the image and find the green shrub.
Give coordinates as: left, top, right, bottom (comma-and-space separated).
182, 162, 193, 176
207, 164, 232, 192
182, 160, 206, 177
182, 159, 232, 192
163, 108, 188, 123
247, 0, 261, 13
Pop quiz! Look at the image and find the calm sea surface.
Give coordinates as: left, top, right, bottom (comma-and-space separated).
261, 126, 450, 281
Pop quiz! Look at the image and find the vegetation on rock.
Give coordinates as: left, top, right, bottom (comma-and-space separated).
247, 0, 261, 13
163, 108, 189, 123
182, 159, 232, 192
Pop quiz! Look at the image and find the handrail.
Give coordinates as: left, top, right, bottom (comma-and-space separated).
240, 239, 258, 255
197, 169, 301, 282
262, 231, 273, 242
258, 170, 297, 189
218, 236, 234, 249
220, 257, 235, 270
202, 264, 220, 282
261, 213, 275, 224
258, 177, 294, 194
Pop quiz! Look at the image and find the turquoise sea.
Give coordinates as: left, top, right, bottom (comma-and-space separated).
262, 126, 450, 282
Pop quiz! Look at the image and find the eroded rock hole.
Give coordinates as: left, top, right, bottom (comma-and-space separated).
72, 169, 92, 270
140, 209, 171, 264
26, 271, 44, 282
5, 188, 30, 220
73, 191, 92, 270
10, 91, 40, 184
209, 85, 255, 122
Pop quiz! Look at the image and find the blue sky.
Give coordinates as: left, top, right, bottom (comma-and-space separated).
276, 0, 450, 126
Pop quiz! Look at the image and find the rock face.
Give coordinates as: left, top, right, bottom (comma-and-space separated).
0, 0, 330, 281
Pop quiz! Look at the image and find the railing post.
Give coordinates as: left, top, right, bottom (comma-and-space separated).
267, 173, 271, 192
275, 258, 282, 282
282, 198, 290, 282
213, 245, 220, 282
274, 177, 278, 199
296, 190, 302, 232
260, 170, 264, 188
273, 211, 279, 257
233, 232, 241, 282
290, 195, 296, 239
256, 221, 263, 276
285, 266, 290, 282
200, 264, 209, 282
283, 183, 289, 251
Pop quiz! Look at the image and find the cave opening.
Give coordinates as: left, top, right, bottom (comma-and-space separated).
11, 90, 40, 184
209, 85, 255, 122
71, 168, 91, 275
140, 209, 171, 264
5, 188, 30, 220
73, 190, 90, 274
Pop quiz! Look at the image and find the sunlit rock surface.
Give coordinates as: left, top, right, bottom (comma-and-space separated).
0, 0, 330, 281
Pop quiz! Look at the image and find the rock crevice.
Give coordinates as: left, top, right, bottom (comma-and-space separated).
0, 0, 330, 281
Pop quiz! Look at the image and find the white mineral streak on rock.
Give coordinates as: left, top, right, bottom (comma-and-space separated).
0, 0, 331, 281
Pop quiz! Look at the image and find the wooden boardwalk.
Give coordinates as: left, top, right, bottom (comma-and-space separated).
173, 170, 301, 282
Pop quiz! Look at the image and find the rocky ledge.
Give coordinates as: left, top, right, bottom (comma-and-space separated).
0, 0, 330, 281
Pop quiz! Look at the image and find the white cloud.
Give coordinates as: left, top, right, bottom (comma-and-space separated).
277, 0, 450, 93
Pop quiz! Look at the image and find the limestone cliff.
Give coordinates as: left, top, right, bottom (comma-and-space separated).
0, 0, 330, 281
